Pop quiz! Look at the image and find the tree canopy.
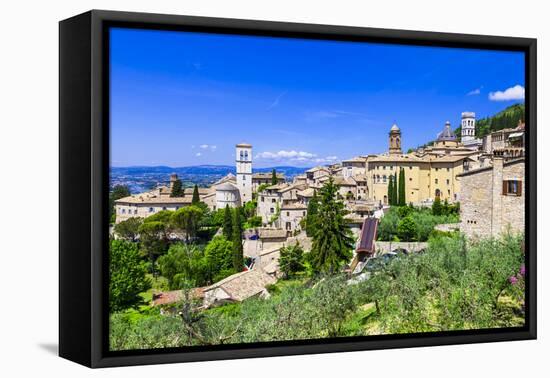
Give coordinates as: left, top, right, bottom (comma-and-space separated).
109, 239, 151, 312
232, 207, 244, 272
279, 243, 305, 278
114, 217, 142, 241
171, 205, 204, 242
223, 205, 233, 240
109, 185, 131, 223
305, 191, 319, 237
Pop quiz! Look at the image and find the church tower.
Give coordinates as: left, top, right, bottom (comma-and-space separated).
389, 124, 402, 155
461, 112, 476, 143
236, 143, 252, 204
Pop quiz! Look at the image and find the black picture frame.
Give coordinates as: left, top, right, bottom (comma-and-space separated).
59, 9, 537, 368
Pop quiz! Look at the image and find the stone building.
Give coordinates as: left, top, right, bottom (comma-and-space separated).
460, 112, 483, 150
215, 182, 241, 210
365, 121, 475, 206
115, 143, 255, 221
235, 143, 253, 204
457, 157, 524, 238
257, 183, 307, 227
342, 156, 367, 178
482, 120, 525, 159
280, 202, 308, 235
388, 124, 402, 155
114, 176, 216, 223
252, 172, 285, 192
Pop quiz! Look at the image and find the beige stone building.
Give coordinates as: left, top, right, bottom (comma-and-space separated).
257, 182, 307, 228
365, 122, 475, 206
458, 157, 525, 238
252, 172, 285, 192
114, 176, 215, 223
482, 120, 525, 159
342, 157, 367, 178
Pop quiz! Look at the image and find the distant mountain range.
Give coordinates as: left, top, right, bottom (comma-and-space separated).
110, 165, 310, 194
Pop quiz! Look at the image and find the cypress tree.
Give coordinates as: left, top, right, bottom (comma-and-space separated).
305, 191, 319, 236
387, 175, 394, 205
192, 184, 200, 205
392, 172, 398, 206
310, 178, 354, 274
231, 207, 244, 272
223, 205, 233, 240
398, 168, 406, 206
271, 168, 278, 185
170, 179, 184, 197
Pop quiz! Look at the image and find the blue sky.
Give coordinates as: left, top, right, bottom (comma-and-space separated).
110, 27, 525, 168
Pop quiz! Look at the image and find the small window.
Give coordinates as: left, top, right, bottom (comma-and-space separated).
409, 177, 412, 181
503, 180, 522, 196
383, 175, 387, 183
272, 198, 276, 203
447, 168, 450, 172
121, 209, 126, 214
270, 208, 274, 214
162, 207, 167, 211
286, 212, 290, 216
446, 179, 450, 185
149, 207, 154, 213
261, 196, 265, 202
134, 209, 137, 214
435, 179, 439, 184
435, 168, 439, 171
303, 211, 306, 216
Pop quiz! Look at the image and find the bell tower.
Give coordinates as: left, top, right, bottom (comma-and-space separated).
236, 143, 253, 204
389, 123, 402, 155
461, 112, 476, 143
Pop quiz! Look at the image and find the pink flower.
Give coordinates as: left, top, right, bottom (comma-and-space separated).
520, 265, 526, 277
509, 276, 518, 285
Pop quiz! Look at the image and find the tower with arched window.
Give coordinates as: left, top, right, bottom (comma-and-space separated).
461, 112, 476, 143
236, 143, 253, 204
389, 123, 402, 155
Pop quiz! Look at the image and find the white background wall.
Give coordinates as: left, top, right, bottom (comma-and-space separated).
1, 0, 547, 376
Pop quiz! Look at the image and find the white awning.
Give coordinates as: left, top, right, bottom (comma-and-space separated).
508, 132, 524, 138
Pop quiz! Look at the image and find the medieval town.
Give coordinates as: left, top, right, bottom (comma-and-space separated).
111, 110, 525, 314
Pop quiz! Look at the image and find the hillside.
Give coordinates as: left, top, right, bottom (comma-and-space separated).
454, 103, 525, 139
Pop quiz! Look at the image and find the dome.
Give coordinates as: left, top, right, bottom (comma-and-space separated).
437, 121, 457, 141
390, 123, 400, 132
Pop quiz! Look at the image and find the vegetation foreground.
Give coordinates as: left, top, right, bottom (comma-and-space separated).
110, 233, 525, 350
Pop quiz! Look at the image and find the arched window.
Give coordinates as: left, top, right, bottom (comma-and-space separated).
383, 175, 387, 183
244, 151, 248, 160
240, 151, 244, 160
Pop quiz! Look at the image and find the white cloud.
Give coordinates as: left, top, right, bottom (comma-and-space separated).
256, 150, 338, 165
267, 91, 287, 110
195, 152, 202, 157
467, 87, 482, 96
256, 150, 316, 160
489, 85, 525, 101
199, 144, 217, 151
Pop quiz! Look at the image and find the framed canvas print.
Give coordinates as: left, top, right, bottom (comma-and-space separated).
59, 10, 537, 368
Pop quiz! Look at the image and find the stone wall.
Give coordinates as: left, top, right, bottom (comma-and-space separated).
459, 158, 525, 239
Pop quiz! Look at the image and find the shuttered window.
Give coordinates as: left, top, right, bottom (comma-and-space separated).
503, 180, 522, 196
